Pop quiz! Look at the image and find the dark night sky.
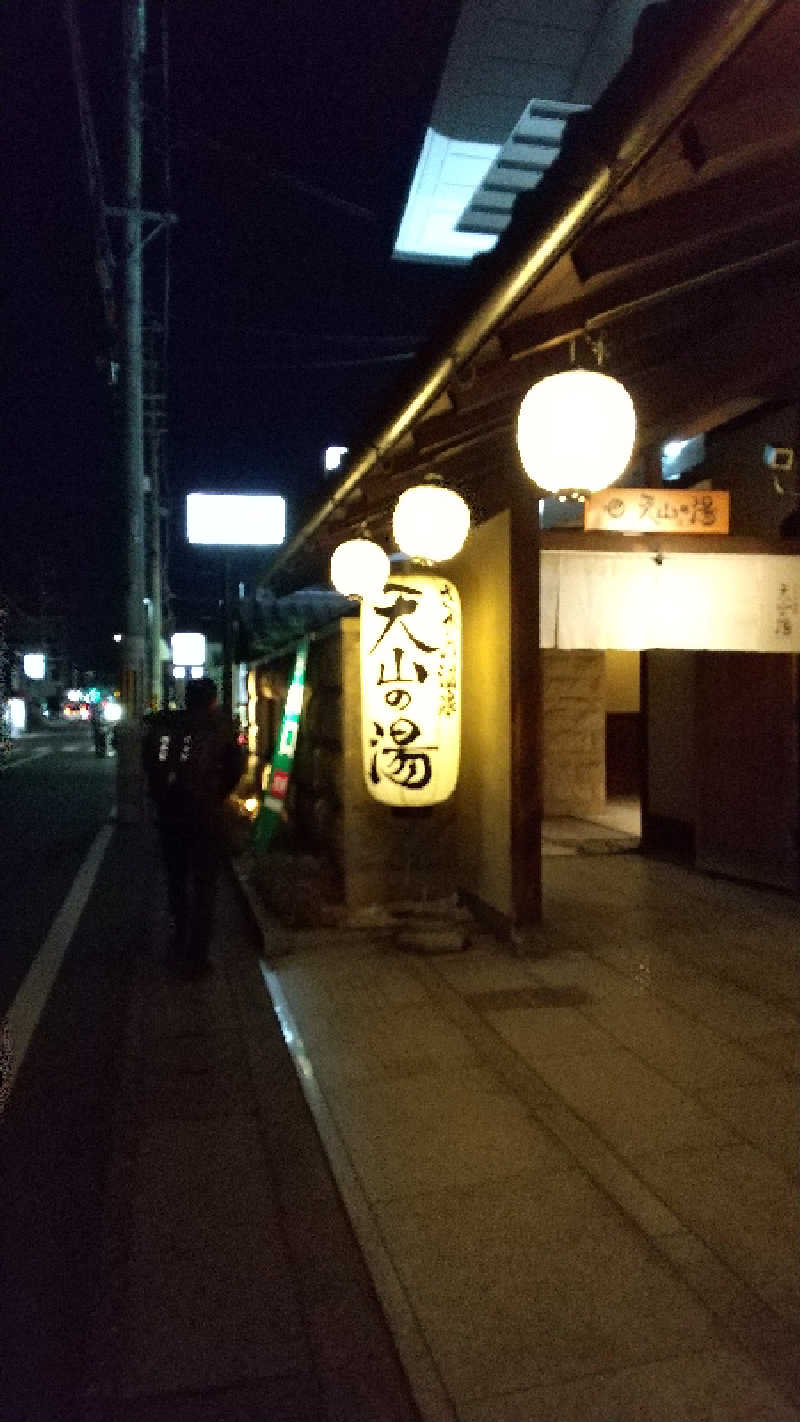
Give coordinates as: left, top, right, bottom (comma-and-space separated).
1, 0, 465, 673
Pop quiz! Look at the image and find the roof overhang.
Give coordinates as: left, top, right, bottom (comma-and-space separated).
265, 0, 800, 594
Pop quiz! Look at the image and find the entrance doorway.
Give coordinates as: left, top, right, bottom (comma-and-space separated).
541, 648, 642, 857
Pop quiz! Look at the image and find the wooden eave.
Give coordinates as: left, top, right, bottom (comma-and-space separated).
267, 0, 800, 594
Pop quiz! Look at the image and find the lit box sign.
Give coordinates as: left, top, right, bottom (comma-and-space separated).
584, 488, 730, 535
186, 492, 286, 546
23, 653, 46, 679
361, 573, 461, 807
171, 632, 206, 666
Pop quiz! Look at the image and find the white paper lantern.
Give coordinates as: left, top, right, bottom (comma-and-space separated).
361, 573, 461, 806
517, 368, 636, 495
392, 484, 470, 563
330, 538, 390, 600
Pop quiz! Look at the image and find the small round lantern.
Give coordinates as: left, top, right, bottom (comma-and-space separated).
517, 368, 636, 495
330, 538, 390, 600
392, 483, 470, 563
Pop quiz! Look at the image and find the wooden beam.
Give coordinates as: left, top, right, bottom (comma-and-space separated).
508, 481, 542, 929
572, 150, 800, 280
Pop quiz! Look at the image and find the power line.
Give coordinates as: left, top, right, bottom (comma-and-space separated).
62, 0, 117, 334
174, 123, 378, 223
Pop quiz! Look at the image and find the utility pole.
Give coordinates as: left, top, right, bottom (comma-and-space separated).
144, 320, 166, 709
113, 0, 147, 821
122, 0, 147, 722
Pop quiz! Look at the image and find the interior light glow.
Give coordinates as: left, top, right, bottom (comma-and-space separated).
517, 368, 636, 495
330, 538, 390, 599
325, 445, 348, 472
663, 440, 689, 460
9, 697, 26, 731
392, 484, 470, 563
186, 492, 286, 546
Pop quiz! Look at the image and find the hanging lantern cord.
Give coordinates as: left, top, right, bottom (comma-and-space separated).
583, 329, 607, 368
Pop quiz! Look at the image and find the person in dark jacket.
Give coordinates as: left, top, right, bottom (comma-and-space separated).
143, 677, 245, 975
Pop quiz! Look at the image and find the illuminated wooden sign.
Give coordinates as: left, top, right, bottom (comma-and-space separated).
361, 574, 461, 807
584, 488, 730, 534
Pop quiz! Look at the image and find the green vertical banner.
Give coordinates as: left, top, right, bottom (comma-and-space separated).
253, 637, 309, 849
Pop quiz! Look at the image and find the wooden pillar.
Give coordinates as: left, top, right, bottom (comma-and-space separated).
508, 481, 542, 926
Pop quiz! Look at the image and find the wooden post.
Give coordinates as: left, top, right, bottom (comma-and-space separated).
508, 481, 542, 928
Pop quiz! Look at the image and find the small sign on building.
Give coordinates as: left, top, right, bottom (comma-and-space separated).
584, 488, 730, 534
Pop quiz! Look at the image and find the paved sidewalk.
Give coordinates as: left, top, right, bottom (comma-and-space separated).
4, 815, 799, 1422
240, 851, 800, 1422
2, 818, 420, 1422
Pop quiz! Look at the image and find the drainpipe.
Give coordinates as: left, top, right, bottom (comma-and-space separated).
265, 0, 781, 583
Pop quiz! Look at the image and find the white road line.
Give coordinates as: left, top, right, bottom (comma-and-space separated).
1, 820, 115, 1113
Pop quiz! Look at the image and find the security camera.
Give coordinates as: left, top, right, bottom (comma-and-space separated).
763, 445, 795, 471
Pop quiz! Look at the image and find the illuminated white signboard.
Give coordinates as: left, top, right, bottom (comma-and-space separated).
186, 493, 286, 546
361, 573, 461, 807
23, 653, 46, 680
171, 632, 206, 667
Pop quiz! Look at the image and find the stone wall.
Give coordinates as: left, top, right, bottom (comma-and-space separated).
542, 650, 606, 815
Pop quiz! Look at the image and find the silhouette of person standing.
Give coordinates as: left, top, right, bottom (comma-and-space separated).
143, 677, 244, 975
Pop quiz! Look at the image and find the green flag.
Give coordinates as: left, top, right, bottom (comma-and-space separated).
253, 637, 309, 849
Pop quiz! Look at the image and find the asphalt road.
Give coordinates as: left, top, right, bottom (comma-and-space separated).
0, 721, 116, 1017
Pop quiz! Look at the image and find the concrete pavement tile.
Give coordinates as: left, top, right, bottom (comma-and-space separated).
529, 1042, 736, 1158
653, 974, 799, 1041
656, 1226, 800, 1401
527, 952, 645, 1001
635, 1145, 800, 1325
582, 995, 779, 1091
283, 996, 480, 1082
457, 1348, 800, 1421
747, 1030, 800, 1074
431, 949, 542, 994
373, 1169, 717, 1403
324, 1066, 566, 1201
697, 1077, 800, 1176
486, 1005, 617, 1061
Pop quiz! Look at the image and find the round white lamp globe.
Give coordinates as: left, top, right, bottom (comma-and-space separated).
392, 484, 470, 563
517, 368, 636, 495
330, 538, 390, 600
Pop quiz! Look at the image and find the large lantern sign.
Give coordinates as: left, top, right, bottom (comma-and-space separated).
361, 573, 461, 807
516, 368, 636, 495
